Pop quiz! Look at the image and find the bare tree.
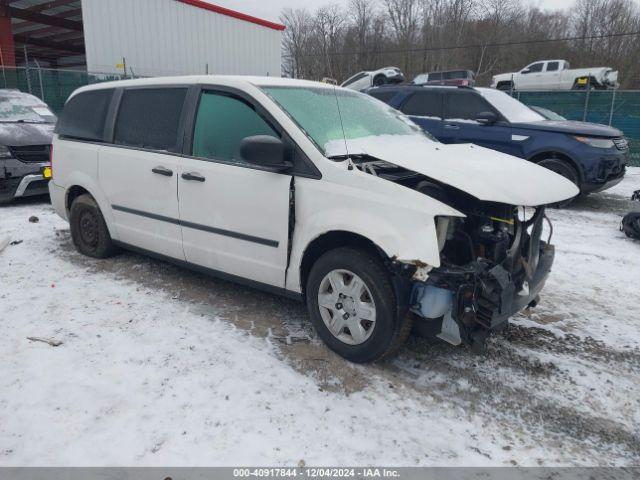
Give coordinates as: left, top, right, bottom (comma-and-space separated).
280, 8, 313, 78
382, 0, 420, 72
280, 0, 640, 88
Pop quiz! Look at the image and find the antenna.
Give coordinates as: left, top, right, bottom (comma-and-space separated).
333, 86, 354, 170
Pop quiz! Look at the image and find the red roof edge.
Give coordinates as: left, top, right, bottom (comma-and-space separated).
176, 0, 286, 31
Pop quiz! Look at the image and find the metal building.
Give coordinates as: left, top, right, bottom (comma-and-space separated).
0, 0, 284, 76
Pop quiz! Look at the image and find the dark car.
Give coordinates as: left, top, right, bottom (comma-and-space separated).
0, 90, 55, 203
368, 85, 628, 195
413, 70, 476, 87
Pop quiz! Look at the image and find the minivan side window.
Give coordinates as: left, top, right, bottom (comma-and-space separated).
113, 88, 188, 151
56, 89, 114, 141
445, 91, 494, 121
401, 91, 442, 118
192, 91, 278, 163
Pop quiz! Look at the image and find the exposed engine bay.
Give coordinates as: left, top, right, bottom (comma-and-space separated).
353, 156, 555, 351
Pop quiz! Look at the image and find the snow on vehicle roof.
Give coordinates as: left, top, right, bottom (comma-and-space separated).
70, 76, 336, 99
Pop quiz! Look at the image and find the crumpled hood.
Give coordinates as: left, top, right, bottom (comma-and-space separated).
326, 135, 580, 206
0, 122, 54, 147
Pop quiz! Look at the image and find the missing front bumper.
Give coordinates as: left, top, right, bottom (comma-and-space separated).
411, 243, 555, 349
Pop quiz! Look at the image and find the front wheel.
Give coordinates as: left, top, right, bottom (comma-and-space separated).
306, 247, 412, 363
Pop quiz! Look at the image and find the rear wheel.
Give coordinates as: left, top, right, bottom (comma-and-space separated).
306, 247, 411, 363
69, 194, 119, 258
537, 158, 580, 206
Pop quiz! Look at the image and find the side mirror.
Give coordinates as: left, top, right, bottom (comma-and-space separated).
476, 111, 498, 125
239, 135, 290, 171
521, 68, 531, 74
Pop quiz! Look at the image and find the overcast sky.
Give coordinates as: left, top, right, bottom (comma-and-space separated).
212, 0, 582, 24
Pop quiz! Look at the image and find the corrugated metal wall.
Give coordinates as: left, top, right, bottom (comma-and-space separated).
81, 0, 282, 77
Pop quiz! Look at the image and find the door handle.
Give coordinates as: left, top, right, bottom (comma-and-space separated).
444, 123, 460, 130
181, 172, 206, 182
152, 166, 173, 177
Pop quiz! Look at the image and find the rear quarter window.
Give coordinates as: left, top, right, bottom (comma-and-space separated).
56, 89, 114, 141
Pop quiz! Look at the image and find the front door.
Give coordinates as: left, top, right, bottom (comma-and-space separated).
98, 87, 189, 260
441, 90, 513, 155
178, 90, 292, 287
518, 62, 545, 90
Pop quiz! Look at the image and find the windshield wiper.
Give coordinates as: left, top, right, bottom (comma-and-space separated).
327, 153, 377, 163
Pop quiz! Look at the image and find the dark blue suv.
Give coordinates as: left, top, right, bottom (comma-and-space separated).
368, 85, 628, 195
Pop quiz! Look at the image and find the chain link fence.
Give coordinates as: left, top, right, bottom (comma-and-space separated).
514, 90, 640, 166
2, 66, 639, 166
1, 66, 132, 113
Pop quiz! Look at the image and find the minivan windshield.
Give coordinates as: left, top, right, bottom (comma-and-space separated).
262, 86, 431, 157
0, 92, 56, 123
477, 88, 545, 123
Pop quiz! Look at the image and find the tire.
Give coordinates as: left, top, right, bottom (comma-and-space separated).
536, 158, 580, 207
306, 247, 412, 363
69, 193, 119, 258
373, 75, 387, 87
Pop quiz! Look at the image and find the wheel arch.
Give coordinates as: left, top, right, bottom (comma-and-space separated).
66, 185, 90, 214
528, 150, 584, 184
299, 230, 391, 297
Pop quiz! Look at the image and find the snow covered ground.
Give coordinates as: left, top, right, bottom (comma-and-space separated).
1, 169, 639, 466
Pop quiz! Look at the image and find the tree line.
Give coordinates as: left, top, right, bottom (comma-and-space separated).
280, 0, 640, 88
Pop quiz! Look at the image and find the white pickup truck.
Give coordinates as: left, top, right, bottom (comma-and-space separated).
491, 60, 619, 91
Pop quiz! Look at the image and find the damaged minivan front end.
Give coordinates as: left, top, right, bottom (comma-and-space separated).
411, 203, 553, 351
339, 138, 578, 351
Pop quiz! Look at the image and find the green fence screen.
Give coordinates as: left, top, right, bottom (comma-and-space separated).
516, 90, 640, 166
2, 67, 639, 165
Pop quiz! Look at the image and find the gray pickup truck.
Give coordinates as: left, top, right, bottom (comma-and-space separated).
0, 89, 55, 203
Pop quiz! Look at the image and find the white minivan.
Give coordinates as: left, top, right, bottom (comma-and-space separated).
49, 76, 578, 362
